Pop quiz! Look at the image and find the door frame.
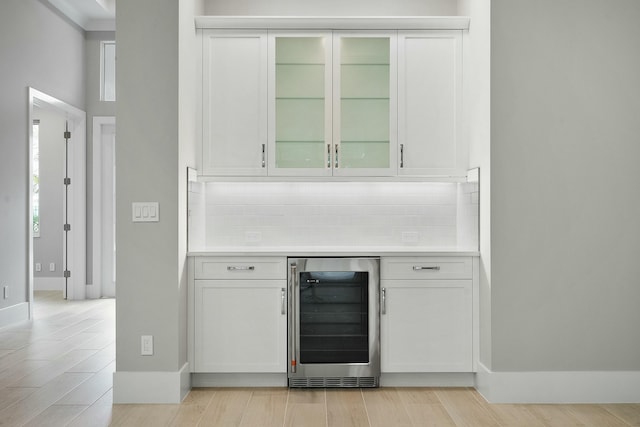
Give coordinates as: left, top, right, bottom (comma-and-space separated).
89, 116, 116, 298
28, 88, 86, 310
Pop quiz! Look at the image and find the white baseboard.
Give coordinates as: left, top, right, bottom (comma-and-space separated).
380, 372, 475, 387
113, 362, 190, 403
476, 362, 640, 403
0, 302, 30, 328
34, 277, 64, 291
192, 373, 287, 388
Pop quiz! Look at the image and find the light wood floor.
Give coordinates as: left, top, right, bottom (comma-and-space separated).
1, 292, 639, 426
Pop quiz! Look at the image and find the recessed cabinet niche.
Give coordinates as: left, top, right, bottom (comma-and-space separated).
199, 24, 465, 178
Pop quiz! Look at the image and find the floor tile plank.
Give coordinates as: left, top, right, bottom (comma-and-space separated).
240, 390, 288, 427
57, 361, 115, 405
435, 388, 501, 427
0, 372, 92, 426
326, 389, 370, 427
68, 390, 114, 427
22, 404, 88, 427
362, 388, 412, 427
198, 388, 252, 427
168, 388, 215, 427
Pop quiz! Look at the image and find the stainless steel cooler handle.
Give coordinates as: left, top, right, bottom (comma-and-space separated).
289, 263, 297, 373
281, 288, 286, 315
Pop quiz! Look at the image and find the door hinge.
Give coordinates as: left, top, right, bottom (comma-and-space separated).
64, 131, 71, 139
64, 270, 71, 278
63, 224, 71, 231
63, 177, 71, 186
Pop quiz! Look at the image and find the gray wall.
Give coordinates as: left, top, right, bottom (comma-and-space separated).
32, 107, 66, 279
116, 0, 183, 371
491, 0, 640, 371
0, 0, 85, 311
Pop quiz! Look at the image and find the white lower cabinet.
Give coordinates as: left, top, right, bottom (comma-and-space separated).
381, 257, 473, 373
192, 257, 287, 373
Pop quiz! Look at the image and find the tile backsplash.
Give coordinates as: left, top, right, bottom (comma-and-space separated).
189, 181, 478, 250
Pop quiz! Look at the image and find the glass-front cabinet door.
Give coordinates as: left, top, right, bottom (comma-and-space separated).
268, 32, 333, 176
269, 31, 397, 177
333, 32, 397, 177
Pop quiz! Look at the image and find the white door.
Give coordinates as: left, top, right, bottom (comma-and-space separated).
91, 117, 116, 299
28, 88, 86, 306
101, 124, 116, 297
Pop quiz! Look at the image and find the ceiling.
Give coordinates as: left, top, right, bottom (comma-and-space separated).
46, 0, 115, 31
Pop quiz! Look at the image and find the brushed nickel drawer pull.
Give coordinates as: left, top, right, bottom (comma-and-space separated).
413, 266, 441, 271
227, 266, 255, 271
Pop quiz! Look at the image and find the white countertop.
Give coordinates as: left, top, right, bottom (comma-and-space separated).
187, 246, 479, 257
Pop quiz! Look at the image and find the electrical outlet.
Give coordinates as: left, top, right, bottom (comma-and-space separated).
49, 262, 55, 272
35, 263, 41, 272
3, 286, 8, 299
141, 335, 153, 356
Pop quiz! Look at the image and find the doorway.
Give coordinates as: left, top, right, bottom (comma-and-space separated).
89, 117, 116, 298
28, 88, 86, 310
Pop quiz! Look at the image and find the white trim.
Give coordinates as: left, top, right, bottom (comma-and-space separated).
0, 302, 30, 328
113, 363, 191, 404
195, 16, 470, 30
33, 277, 64, 291
90, 116, 116, 299
476, 363, 640, 403
191, 373, 287, 388
381, 372, 475, 387
28, 88, 86, 306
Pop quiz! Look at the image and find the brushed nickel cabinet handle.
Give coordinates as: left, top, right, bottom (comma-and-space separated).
335, 144, 339, 168
400, 144, 404, 168
327, 144, 331, 168
281, 288, 286, 315
261, 144, 266, 168
413, 266, 441, 271
381, 287, 386, 315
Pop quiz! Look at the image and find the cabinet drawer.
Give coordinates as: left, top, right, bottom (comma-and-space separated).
194, 257, 286, 280
381, 257, 472, 280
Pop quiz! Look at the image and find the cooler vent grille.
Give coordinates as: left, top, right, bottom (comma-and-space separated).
289, 377, 379, 388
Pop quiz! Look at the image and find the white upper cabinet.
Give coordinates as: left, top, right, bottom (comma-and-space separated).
398, 31, 465, 177
268, 31, 397, 177
202, 30, 268, 176
198, 22, 466, 178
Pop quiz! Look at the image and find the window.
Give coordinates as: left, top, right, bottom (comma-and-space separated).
32, 120, 40, 237
101, 41, 116, 101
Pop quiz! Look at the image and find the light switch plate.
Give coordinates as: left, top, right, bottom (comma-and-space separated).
132, 202, 159, 222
